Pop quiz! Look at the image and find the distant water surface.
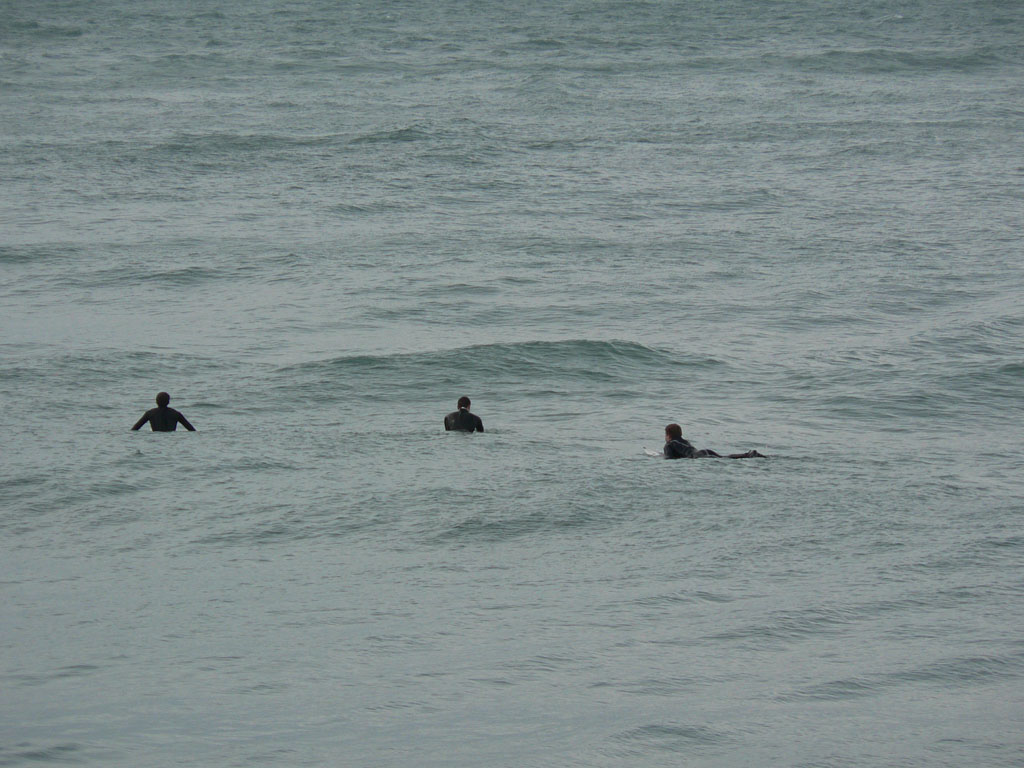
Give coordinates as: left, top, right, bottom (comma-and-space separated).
2, 1, 1023, 766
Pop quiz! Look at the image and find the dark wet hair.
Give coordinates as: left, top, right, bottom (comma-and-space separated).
457, 396, 471, 409
665, 423, 682, 439
156, 392, 171, 407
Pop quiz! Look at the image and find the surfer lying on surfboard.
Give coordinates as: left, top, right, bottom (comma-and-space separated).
662, 423, 764, 459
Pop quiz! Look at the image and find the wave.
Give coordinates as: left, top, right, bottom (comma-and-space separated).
349, 126, 435, 145
767, 47, 1006, 74
611, 723, 728, 750
781, 651, 1024, 702
763, 306, 1024, 424
0, 244, 79, 265
272, 339, 718, 394
0, 348, 229, 390
140, 124, 450, 162
151, 131, 348, 156
0, 744, 85, 765
0, 339, 713, 412
1, 20, 84, 38
7, 262, 238, 296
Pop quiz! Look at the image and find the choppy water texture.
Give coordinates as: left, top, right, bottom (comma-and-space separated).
2, 1, 1023, 766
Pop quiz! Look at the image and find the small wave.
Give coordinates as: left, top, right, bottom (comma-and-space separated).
349, 125, 434, 145
704, 596, 938, 646
325, 199, 412, 215
273, 339, 713, 395
609, 675, 699, 697
138, 265, 225, 286
10, 260, 240, 294
0, 349, 228, 389
706, 606, 853, 644
522, 137, 604, 151
432, 509, 553, 543
0, 244, 78, 265
782, 676, 878, 701
612, 723, 728, 750
150, 131, 346, 158
782, 651, 1024, 701
904, 652, 1024, 686
0, 743, 84, 765
517, 36, 568, 51
188, 510, 383, 549
769, 47, 1003, 74
419, 282, 503, 297
4, 20, 84, 38
498, 654, 576, 673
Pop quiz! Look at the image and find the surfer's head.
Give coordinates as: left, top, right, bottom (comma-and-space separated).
156, 392, 171, 407
457, 396, 471, 410
665, 423, 682, 441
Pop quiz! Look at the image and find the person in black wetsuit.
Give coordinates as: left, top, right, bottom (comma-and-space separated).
132, 392, 196, 432
663, 423, 763, 459
444, 396, 484, 432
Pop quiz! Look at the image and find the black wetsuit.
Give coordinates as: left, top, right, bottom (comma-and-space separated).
444, 408, 483, 432
132, 406, 196, 432
664, 437, 701, 459
664, 438, 763, 459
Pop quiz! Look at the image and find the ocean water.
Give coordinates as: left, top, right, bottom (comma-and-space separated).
2, 1, 1023, 765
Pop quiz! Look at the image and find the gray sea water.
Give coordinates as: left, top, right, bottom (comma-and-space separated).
2, 1, 1023, 766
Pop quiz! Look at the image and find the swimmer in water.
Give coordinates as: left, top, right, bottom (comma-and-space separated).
663, 423, 763, 459
132, 392, 196, 432
444, 396, 484, 432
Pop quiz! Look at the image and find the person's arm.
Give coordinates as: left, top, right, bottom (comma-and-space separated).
131, 413, 149, 431
177, 412, 197, 431
475, 416, 484, 432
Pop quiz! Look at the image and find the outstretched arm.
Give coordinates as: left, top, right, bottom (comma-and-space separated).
131, 413, 149, 431
178, 413, 197, 431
